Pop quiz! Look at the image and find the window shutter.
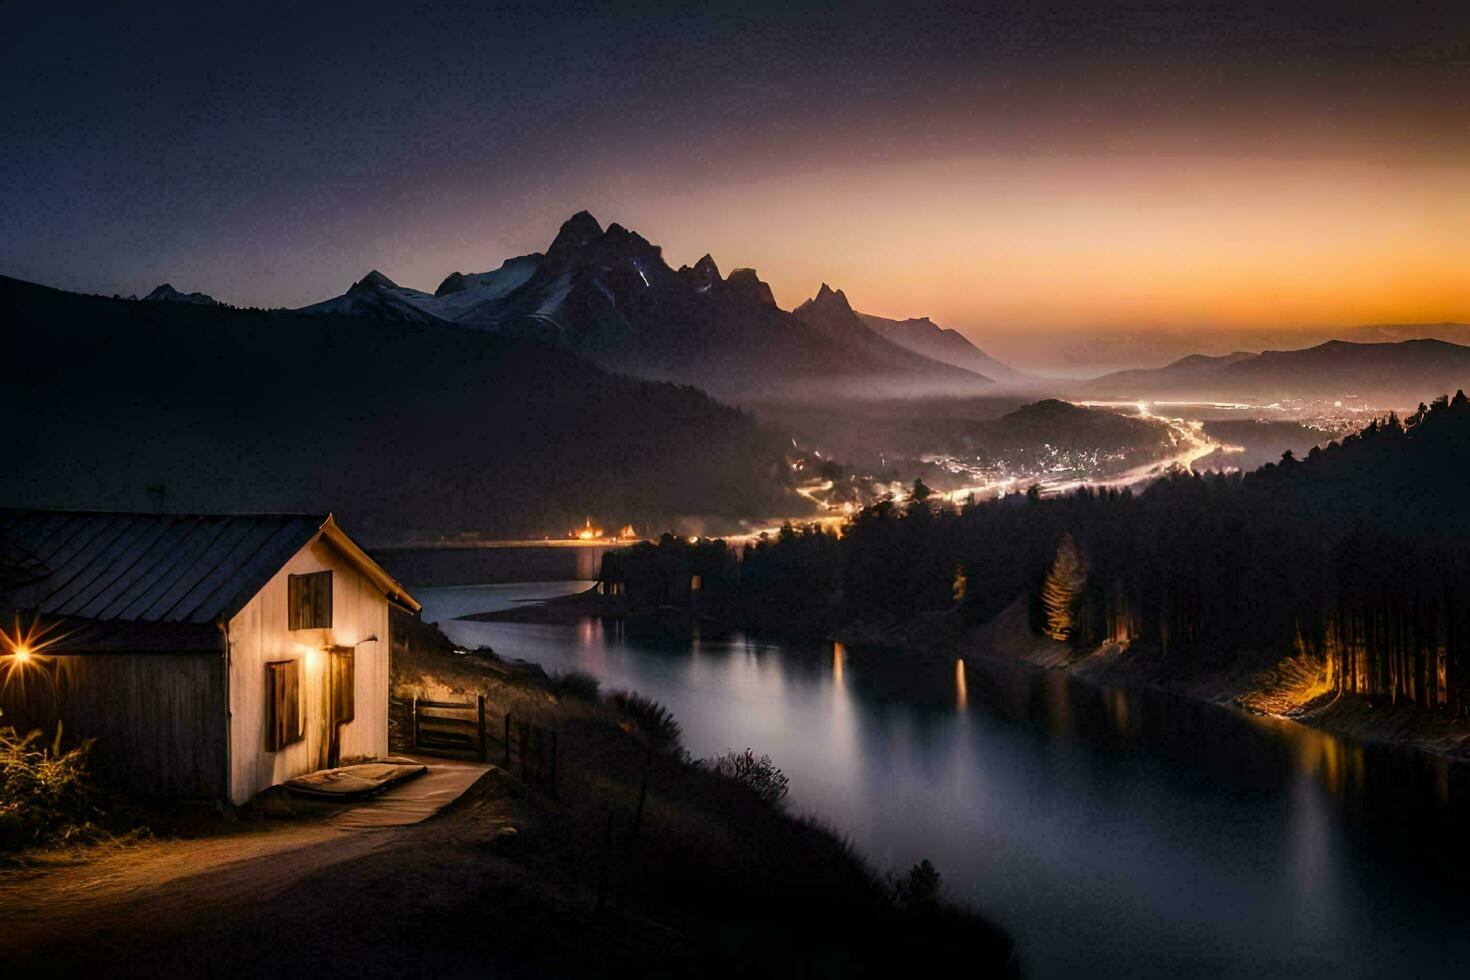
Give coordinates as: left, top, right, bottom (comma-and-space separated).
288, 571, 333, 630
266, 659, 305, 750
331, 648, 355, 724
291, 575, 308, 628
316, 573, 333, 629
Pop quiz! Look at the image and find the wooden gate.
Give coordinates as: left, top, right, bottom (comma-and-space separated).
410, 695, 487, 761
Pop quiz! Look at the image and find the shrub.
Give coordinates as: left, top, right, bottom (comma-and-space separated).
550, 669, 601, 701
704, 748, 790, 807
0, 719, 101, 853
607, 690, 682, 750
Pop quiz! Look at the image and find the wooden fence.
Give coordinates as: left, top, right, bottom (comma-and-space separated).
408, 695, 558, 795
503, 715, 558, 795
410, 694, 488, 762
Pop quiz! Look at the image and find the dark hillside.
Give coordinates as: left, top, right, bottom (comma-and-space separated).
0, 276, 801, 539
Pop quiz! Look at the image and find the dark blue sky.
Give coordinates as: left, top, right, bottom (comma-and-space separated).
3, 1, 1467, 324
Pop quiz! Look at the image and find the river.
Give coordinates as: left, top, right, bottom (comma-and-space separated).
418, 582, 1470, 978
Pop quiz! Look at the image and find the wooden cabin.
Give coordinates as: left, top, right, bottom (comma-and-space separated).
0, 510, 419, 805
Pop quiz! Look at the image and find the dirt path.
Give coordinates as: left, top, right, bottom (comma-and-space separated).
1, 821, 397, 954
0, 761, 496, 968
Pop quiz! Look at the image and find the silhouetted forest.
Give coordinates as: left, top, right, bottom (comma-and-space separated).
0, 275, 799, 539
607, 393, 1470, 714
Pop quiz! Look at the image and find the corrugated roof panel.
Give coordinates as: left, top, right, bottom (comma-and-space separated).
77, 517, 197, 620
177, 518, 324, 624
0, 510, 328, 625
164, 518, 310, 623
33, 516, 136, 609
110, 517, 240, 620
49, 516, 173, 617
134, 518, 275, 622
29, 513, 112, 569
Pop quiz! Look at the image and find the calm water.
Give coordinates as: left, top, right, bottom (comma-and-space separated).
419, 583, 1470, 978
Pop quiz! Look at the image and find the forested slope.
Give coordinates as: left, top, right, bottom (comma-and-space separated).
0, 275, 800, 539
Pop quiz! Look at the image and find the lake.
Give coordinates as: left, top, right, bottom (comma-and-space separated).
418, 582, 1470, 978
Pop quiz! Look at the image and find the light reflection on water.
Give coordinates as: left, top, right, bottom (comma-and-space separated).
420, 583, 1470, 979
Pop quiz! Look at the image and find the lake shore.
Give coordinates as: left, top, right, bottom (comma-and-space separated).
962, 596, 1470, 767
459, 586, 1470, 772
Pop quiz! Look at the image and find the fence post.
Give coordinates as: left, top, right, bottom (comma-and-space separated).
595, 809, 614, 917
631, 745, 650, 836
476, 695, 487, 763
503, 713, 512, 766
411, 694, 419, 751
523, 719, 535, 781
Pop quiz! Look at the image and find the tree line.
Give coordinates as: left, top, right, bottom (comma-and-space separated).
604, 392, 1470, 715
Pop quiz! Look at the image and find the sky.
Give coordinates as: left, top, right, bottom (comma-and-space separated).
3, 1, 1469, 369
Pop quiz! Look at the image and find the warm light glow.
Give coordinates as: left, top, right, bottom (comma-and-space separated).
624, 156, 1470, 350
306, 648, 323, 670
1, 613, 70, 663
571, 516, 604, 541
955, 658, 968, 712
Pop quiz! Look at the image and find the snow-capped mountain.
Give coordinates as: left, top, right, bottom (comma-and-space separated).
294, 212, 989, 399
295, 270, 442, 324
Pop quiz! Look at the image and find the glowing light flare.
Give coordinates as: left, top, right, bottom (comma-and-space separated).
2, 613, 72, 662
570, 517, 605, 541
955, 658, 968, 711
1, 614, 74, 700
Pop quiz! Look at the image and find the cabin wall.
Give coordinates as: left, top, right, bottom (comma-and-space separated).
0, 652, 224, 799
226, 535, 390, 804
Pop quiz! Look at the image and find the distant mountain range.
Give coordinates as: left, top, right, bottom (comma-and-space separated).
855, 311, 1027, 382
295, 212, 1007, 400
1085, 339, 1470, 406
0, 274, 807, 539
1021, 321, 1470, 379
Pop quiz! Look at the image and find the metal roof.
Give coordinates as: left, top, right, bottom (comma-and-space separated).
0, 510, 330, 625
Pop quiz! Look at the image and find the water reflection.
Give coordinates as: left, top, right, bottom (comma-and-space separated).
420, 584, 1470, 979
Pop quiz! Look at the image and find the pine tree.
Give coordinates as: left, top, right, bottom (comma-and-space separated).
1042, 533, 1087, 642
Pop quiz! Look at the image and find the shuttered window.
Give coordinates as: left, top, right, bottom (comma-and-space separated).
266, 659, 304, 751
288, 571, 333, 630
330, 648, 355, 724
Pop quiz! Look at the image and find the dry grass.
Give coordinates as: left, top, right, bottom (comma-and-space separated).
1238, 651, 1336, 716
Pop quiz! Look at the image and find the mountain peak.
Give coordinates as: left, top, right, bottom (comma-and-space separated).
811, 282, 852, 311
435, 271, 468, 296
350, 269, 398, 293
678, 253, 723, 291
546, 210, 605, 267
141, 283, 219, 305
724, 268, 777, 308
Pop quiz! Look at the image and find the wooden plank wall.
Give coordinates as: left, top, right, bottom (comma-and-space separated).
227, 534, 390, 804
0, 652, 224, 799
